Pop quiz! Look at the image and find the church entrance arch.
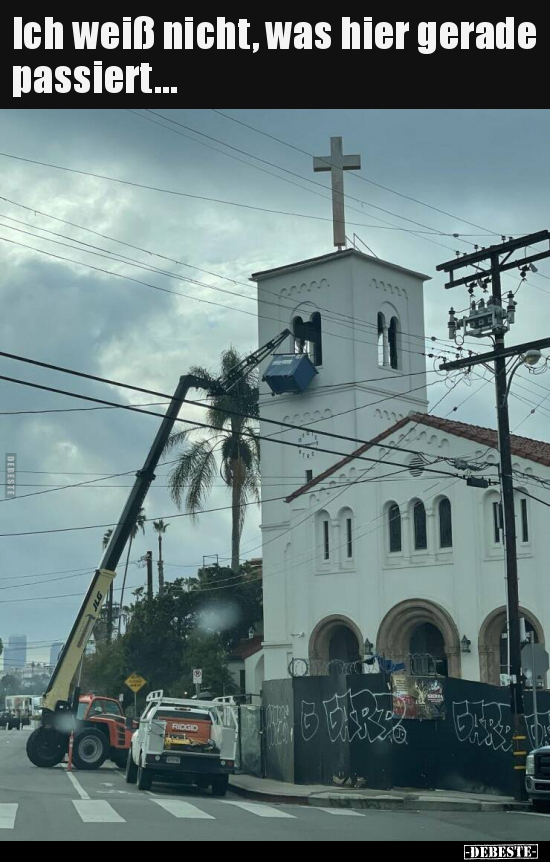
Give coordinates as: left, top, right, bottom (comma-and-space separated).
479, 606, 544, 686
377, 599, 461, 678
309, 615, 362, 672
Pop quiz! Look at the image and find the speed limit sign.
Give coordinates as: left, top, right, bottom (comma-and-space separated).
193, 669, 202, 685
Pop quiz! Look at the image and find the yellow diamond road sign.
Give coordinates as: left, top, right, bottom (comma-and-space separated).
125, 673, 147, 693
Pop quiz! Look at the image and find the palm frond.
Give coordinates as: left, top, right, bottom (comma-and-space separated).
163, 427, 194, 454
168, 438, 217, 519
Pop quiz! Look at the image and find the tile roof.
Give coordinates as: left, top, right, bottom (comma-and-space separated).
227, 635, 263, 662
286, 413, 550, 502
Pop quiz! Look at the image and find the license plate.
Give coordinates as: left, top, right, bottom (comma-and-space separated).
166, 756, 181, 764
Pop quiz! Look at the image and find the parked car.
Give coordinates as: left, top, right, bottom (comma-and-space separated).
526, 746, 550, 810
0, 711, 21, 730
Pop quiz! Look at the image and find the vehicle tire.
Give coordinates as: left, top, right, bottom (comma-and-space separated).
137, 763, 153, 791
125, 750, 138, 784
72, 728, 108, 770
532, 800, 550, 813
112, 749, 129, 769
211, 775, 229, 797
26, 727, 66, 768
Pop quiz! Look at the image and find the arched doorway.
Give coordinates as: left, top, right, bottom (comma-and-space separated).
410, 622, 448, 676
309, 615, 362, 672
479, 606, 544, 685
377, 599, 462, 678
329, 626, 361, 664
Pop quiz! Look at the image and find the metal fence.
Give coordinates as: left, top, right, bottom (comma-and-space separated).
288, 653, 444, 678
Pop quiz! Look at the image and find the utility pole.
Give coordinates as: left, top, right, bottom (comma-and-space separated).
437, 230, 550, 800
145, 551, 153, 600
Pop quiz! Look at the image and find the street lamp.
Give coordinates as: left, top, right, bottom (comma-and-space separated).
505, 350, 542, 401
461, 636, 472, 654
363, 638, 374, 657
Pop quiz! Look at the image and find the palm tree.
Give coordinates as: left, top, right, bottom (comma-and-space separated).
153, 520, 169, 594
118, 508, 146, 633
164, 347, 260, 572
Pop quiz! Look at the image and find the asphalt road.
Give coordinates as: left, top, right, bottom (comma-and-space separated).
2, 729, 550, 842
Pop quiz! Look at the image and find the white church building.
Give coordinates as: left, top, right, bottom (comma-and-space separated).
252, 246, 550, 690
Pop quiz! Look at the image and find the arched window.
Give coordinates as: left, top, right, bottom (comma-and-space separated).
309, 312, 323, 366
389, 317, 399, 370
413, 500, 427, 550
377, 312, 386, 366
315, 511, 331, 563
438, 498, 453, 549
388, 503, 402, 553
293, 316, 306, 355
516, 490, 530, 544
293, 313, 323, 366
339, 507, 354, 561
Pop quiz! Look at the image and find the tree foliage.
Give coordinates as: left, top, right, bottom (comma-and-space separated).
81, 563, 261, 708
164, 348, 260, 572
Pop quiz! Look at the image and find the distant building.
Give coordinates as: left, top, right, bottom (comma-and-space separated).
49, 642, 64, 667
4, 635, 27, 671
15, 662, 53, 681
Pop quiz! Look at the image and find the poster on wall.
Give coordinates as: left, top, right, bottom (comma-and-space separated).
392, 674, 445, 720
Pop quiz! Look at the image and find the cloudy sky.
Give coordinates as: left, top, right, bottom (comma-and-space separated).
1, 108, 550, 667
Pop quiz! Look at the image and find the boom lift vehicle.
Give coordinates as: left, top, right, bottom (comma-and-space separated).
26, 331, 290, 769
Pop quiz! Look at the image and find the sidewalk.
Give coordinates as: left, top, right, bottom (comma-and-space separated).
229, 774, 530, 812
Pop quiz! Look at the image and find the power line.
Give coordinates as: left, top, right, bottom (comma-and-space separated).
138, 109, 498, 240
235, 380, 464, 562
208, 109, 527, 243
0, 231, 450, 364
0, 149, 471, 237
209, 109, 550, 298
0, 348, 453, 465
0, 191, 479, 354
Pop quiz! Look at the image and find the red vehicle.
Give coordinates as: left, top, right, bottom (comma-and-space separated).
72, 694, 136, 770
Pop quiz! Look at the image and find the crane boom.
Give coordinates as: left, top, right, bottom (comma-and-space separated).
29, 330, 290, 766
42, 372, 210, 714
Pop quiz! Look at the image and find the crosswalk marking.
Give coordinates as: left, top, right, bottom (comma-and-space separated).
315, 807, 364, 816
153, 799, 215, 819
0, 804, 18, 829
225, 801, 296, 818
66, 771, 90, 800
73, 800, 126, 823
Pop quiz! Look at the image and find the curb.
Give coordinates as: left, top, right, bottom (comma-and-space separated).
229, 782, 311, 806
229, 781, 531, 813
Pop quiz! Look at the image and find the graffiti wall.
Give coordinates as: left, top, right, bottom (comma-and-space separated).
262, 674, 550, 794
262, 679, 295, 783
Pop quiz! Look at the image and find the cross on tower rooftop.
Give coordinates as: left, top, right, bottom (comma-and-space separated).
313, 136, 361, 250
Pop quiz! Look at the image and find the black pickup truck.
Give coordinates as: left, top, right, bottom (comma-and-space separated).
526, 746, 550, 810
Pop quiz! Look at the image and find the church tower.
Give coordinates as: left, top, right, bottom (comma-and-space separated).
253, 139, 431, 681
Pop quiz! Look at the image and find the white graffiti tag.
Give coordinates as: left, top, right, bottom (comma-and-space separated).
301, 689, 407, 745
526, 710, 550, 749
300, 701, 319, 742
266, 704, 292, 749
452, 700, 511, 751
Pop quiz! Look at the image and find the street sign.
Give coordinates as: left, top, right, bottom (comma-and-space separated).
521, 643, 549, 678
125, 673, 147, 693
193, 669, 202, 685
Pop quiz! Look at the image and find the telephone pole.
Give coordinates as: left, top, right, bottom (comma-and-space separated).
145, 550, 153, 600
437, 230, 550, 800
